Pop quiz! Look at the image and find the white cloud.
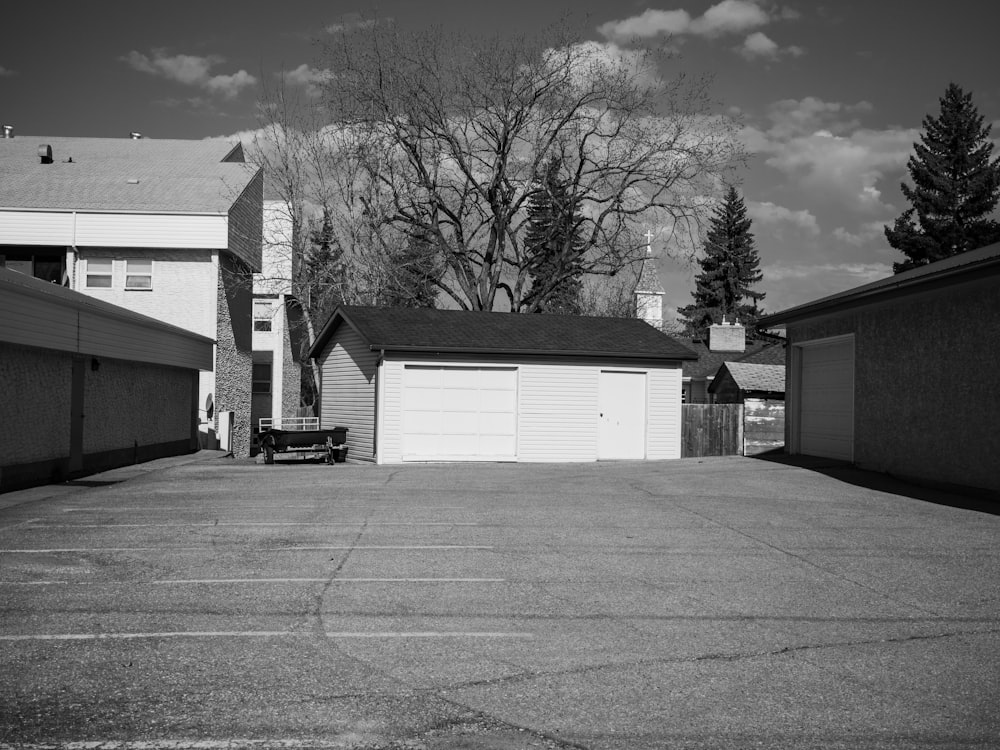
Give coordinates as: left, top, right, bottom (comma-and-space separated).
0, 65, 16, 77
741, 97, 917, 214
749, 201, 820, 235
122, 49, 257, 99
282, 64, 333, 97
690, 0, 769, 37
766, 262, 890, 284
738, 31, 779, 59
598, 0, 797, 56
597, 9, 693, 41
832, 221, 891, 247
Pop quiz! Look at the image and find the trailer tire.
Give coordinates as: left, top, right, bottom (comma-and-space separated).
264, 444, 275, 465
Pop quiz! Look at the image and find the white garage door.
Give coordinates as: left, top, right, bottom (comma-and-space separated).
402, 366, 517, 461
798, 337, 854, 461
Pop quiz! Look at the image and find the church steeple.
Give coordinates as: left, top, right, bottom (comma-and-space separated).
634, 229, 664, 328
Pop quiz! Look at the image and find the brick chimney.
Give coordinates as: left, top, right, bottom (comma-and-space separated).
708, 316, 745, 352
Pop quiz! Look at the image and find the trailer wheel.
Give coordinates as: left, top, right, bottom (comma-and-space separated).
264, 444, 275, 465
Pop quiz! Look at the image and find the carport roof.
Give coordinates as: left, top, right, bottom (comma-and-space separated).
309, 305, 699, 361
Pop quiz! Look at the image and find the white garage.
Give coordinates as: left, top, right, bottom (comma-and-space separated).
309, 306, 697, 464
795, 335, 855, 461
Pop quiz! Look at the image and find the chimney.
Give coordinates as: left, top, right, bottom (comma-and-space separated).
129, 131, 143, 139
708, 316, 746, 352
2, 124, 12, 138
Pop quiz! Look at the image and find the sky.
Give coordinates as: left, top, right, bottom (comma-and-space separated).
2, 0, 998, 317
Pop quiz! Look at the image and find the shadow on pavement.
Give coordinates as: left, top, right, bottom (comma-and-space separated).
752, 451, 1000, 516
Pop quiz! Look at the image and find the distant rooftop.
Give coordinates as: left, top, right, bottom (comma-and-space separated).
714, 361, 785, 394
0, 135, 254, 214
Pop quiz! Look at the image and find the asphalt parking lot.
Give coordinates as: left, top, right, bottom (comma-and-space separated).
1, 453, 998, 750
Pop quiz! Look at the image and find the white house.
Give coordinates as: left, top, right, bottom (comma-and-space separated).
0, 132, 263, 456
250, 201, 304, 438
308, 306, 698, 463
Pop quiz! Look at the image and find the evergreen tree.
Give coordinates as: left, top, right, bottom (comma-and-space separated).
300, 208, 348, 327
380, 232, 441, 308
885, 83, 1000, 273
521, 157, 585, 314
678, 185, 765, 338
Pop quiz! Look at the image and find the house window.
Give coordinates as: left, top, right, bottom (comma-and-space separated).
85, 258, 113, 288
125, 259, 152, 290
253, 300, 273, 331
252, 363, 272, 394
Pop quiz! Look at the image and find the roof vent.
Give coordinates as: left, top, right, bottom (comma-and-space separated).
2, 124, 12, 139
129, 131, 143, 139
38, 144, 53, 164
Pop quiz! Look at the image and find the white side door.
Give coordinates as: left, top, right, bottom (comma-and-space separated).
598, 370, 646, 459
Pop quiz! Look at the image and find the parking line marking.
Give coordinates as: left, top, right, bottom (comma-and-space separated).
1, 545, 493, 553
60, 505, 470, 512
0, 630, 532, 642
325, 632, 534, 638
30, 522, 478, 528
2, 578, 506, 586
0, 741, 353, 749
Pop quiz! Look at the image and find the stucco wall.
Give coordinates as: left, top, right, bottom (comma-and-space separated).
787, 275, 1000, 494
215, 255, 253, 457
83, 358, 194, 454
0, 343, 72, 466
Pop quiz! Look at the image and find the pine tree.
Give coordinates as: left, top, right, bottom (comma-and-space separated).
678, 186, 765, 338
380, 232, 441, 308
885, 83, 1000, 273
300, 208, 348, 327
521, 157, 585, 314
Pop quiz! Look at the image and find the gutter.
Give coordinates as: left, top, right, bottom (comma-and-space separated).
365, 344, 699, 361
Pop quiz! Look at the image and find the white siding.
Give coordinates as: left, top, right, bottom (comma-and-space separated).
647, 366, 683, 459
75, 213, 228, 248
376, 354, 683, 464
0, 210, 75, 245
518, 362, 598, 461
378, 358, 404, 464
319, 324, 378, 462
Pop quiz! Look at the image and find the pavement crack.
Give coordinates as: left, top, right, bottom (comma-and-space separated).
438, 626, 1000, 692
313, 519, 368, 638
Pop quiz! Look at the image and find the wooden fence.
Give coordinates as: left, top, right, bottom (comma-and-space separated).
681, 404, 743, 457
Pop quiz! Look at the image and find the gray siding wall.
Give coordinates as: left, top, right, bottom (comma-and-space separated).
319, 324, 378, 462
787, 274, 1000, 495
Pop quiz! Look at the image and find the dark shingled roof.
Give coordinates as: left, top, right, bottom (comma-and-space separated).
758, 241, 1000, 326
710, 362, 785, 394
309, 306, 699, 361
681, 340, 785, 378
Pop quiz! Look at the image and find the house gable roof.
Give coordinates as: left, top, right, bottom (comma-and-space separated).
681, 340, 785, 378
758, 241, 1000, 327
308, 306, 699, 362
709, 361, 785, 394
0, 136, 255, 214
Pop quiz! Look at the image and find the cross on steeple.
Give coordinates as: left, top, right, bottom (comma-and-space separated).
644, 229, 654, 254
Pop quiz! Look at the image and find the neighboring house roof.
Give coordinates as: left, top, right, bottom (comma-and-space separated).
0, 135, 255, 214
681, 340, 785, 378
309, 306, 700, 361
758, 241, 1000, 327
709, 362, 785, 394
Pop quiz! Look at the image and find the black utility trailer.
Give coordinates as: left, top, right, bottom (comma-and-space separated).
259, 426, 348, 465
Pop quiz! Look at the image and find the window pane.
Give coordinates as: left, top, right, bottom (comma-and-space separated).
127, 259, 152, 273
89, 259, 113, 272
87, 275, 112, 288
86, 259, 113, 288
252, 363, 271, 380
126, 275, 151, 289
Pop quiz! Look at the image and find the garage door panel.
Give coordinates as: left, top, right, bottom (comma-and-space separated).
402, 366, 517, 461
798, 338, 854, 462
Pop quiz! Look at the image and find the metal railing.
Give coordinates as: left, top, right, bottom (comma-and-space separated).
258, 417, 320, 432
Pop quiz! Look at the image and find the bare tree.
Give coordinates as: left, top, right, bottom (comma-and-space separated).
317, 20, 744, 312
